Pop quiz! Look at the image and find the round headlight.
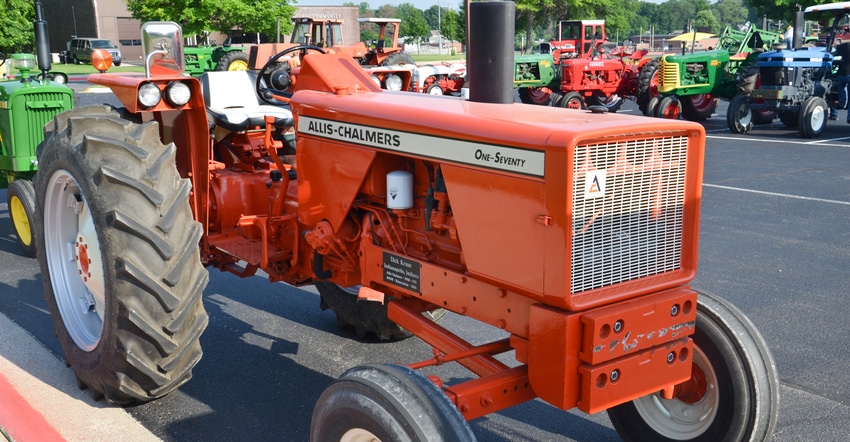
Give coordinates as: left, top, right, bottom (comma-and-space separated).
370, 74, 382, 87
384, 74, 403, 91
138, 82, 162, 108
164, 81, 191, 107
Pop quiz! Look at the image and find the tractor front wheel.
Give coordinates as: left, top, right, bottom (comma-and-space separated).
726, 95, 754, 134
34, 104, 209, 404
798, 96, 828, 138
607, 291, 779, 442
559, 91, 586, 109
657, 96, 682, 119
311, 364, 474, 441
7, 179, 37, 258
588, 92, 623, 112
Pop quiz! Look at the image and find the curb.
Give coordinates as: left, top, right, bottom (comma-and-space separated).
0, 311, 161, 442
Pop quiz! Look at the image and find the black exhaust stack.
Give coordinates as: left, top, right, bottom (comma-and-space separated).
792, 9, 804, 50
34, 0, 52, 77
467, 1, 516, 104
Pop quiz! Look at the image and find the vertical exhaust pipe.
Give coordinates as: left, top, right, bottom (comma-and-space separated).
467, 1, 516, 104
34, 0, 52, 76
792, 9, 804, 50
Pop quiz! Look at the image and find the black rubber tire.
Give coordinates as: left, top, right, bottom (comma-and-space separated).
588, 92, 623, 112
550, 92, 565, 107
34, 104, 209, 404
559, 91, 586, 109
215, 50, 249, 71
798, 96, 828, 138
382, 51, 416, 67
311, 364, 474, 442
657, 96, 682, 119
645, 95, 662, 117
316, 281, 446, 341
113, 60, 122, 67
726, 95, 754, 134
518, 87, 552, 105
681, 94, 716, 121
637, 59, 659, 114
608, 291, 779, 442
7, 179, 37, 258
737, 61, 760, 96
426, 83, 444, 95
778, 111, 798, 127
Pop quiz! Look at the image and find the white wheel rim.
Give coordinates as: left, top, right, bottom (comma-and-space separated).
340, 428, 381, 442
632, 346, 719, 439
44, 170, 106, 351
738, 104, 753, 126
428, 85, 442, 95
811, 104, 826, 130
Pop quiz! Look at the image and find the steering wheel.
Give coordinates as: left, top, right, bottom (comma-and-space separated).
256, 44, 326, 106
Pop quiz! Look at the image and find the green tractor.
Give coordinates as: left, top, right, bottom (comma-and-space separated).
183, 42, 249, 76
2, 2, 74, 257
650, 23, 783, 121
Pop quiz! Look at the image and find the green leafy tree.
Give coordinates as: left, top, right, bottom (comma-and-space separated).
126, 0, 295, 39
1, 0, 35, 52
711, 0, 749, 29
694, 9, 721, 34
442, 8, 461, 44
398, 3, 431, 44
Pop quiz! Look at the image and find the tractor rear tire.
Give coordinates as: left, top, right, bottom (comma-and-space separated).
316, 281, 445, 341
726, 95, 754, 134
311, 364, 474, 441
798, 96, 828, 138
7, 179, 37, 258
778, 111, 798, 127
608, 291, 779, 442
382, 52, 416, 67
637, 59, 660, 114
216, 50, 249, 71
518, 87, 553, 106
559, 91, 586, 110
588, 92, 623, 112
34, 104, 209, 404
657, 96, 682, 119
681, 94, 717, 121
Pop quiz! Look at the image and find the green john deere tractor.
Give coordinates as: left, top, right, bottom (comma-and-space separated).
183, 42, 249, 76
649, 23, 783, 121
2, 2, 74, 257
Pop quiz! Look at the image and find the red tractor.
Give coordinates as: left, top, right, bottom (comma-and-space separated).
516, 20, 660, 112
33, 7, 777, 441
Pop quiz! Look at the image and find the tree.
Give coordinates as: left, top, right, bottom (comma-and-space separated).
0, 0, 35, 52
398, 3, 431, 44
711, 0, 750, 29
694, 9, 721, 34
126, 0, 295, 39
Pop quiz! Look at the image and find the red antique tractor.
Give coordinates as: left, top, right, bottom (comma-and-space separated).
516, 20, 660, 112
33, 5, 778, 440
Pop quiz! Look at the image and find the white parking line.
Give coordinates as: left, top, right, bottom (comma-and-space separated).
706, 134, 850, 147
703, 183, 850, 206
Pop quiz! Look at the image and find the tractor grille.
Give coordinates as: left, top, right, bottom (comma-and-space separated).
570, 136, 688, 294
9, 91, 72, 168
658, 62, 680, 93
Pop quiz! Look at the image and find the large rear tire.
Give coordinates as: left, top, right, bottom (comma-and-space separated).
316, 281, 445, 340
607, 291, 779, 441
637, 59, 660, 114
7, 179, 37, 258
382, 51, 416, 67
681, 94, 717, 121
34, 104, 209, 404
311, 364, 474, 442
215, 50, 249, 71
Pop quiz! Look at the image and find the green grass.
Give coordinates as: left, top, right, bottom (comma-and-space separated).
411, 53, 466, 63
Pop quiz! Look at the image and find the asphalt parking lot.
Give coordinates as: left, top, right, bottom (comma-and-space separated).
0, 86, 848, 441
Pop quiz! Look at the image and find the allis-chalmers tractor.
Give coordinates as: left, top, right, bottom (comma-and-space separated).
33, 3, 778, 440
650, 23, 783, 121
3, 1, 74, 258
514, 20, 659, 113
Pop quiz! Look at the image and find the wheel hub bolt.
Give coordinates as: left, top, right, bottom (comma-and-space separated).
613, 320, 623, 333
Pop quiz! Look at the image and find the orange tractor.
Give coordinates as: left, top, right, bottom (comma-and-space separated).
33, 4, 778, 440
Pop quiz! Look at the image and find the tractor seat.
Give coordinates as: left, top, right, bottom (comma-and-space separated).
198, 70, 293, 132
